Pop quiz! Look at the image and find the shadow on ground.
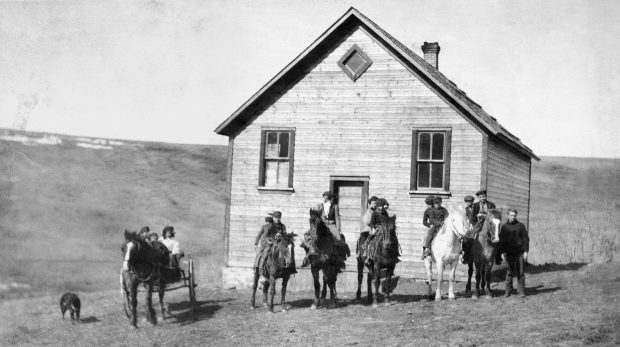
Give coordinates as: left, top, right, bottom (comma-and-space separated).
167, 298, 233, 326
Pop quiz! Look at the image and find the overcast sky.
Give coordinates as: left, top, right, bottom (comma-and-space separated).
1, 0, 619, 158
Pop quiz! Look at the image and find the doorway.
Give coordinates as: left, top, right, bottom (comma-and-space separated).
330, 176, 369, 268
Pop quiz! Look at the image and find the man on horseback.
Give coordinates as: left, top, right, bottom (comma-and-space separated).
461, 195, 475, 264
499, 209, 529, 298
421, 196, 449, 259
301, 192, 349, 266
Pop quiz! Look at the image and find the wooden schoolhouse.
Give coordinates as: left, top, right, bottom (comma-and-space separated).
215, 7, 539, 289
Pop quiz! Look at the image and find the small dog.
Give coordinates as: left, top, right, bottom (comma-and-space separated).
59, 293, 81, 323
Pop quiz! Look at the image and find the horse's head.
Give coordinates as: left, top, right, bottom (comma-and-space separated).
122, 230, 141, 263
309, 208, 328, 237
273, 233, 296, 269
483, 209, 502, 244
445, 205, 469, 239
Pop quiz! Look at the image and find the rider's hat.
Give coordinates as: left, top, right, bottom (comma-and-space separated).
272, 211, 282, 218
476, 189, 487, 196
433, 196, 443, 203
376, 198, 387, 206
369, 196, 379, 203
424, 195, 435, 205
464, 195, 474, 202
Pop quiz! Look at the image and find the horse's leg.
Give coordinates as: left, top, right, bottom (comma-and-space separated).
268, 276, 276, 313
465, 261, 473, 294
366, 265, 373, 304
311, 266, 320, 310
435, 260, 444, 301
424, 257, 433, 300
262, 279, 270, 308
448, 262, 457, 300
473, 262, 482, 299
281, 275, 289, 312
158, 284, 165, 320
480, 262, 487, 295
250, 269, 259, 309
321, 277, 327, 299
146, 283, 157, 325
372, 262, 381, 308
327, 270, 337, 309
384, 265, 393, 306
484, 262, 493, 298
130, 277, 138, 328
356, 257, 364, 301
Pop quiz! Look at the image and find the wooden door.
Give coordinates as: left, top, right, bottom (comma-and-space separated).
331, 177, 368, 269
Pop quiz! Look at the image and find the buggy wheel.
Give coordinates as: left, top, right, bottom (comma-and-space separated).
188, 258, 196, 304
120, 268, 131, 318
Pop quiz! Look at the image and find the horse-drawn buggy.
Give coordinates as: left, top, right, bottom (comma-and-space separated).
120, 230, 197, 327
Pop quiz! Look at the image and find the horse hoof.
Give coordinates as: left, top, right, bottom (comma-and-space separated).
472, 295, 479, 300
310, 304, 317, 310
448, 296, 455, 301
372, 303, 379, 309
384, 301, 391, 307
250, 305, 255, 310
435, 296, 442, 301
483, 295, 492, 299
262, 303, 268, 308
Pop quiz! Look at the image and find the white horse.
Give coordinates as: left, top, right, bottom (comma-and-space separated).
424, 205, 470, 301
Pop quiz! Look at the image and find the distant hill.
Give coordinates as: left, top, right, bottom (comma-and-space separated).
0, 129, 227, 298
1, 128, 618, 298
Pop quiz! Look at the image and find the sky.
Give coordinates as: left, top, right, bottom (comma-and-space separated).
1, 0, 619, 158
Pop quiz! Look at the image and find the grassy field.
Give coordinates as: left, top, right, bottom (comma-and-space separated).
0, 129, 618, 299
0, 129, 227, 299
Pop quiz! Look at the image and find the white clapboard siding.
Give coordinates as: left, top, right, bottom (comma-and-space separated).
224, 27, 485, 288
486, 137, 532, 229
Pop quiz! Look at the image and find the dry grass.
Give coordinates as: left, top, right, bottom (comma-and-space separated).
529, 156, 620, 265
0, 130, 227, 299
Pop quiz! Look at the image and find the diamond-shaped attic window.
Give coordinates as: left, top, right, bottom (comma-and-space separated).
337, 44, 372, 82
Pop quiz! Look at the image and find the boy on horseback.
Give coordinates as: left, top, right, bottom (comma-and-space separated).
255, 211, 294, 287
421, 196, 449, 259
470, 190, 496, 226
364, 198, 389, 265
358, 196, 378, 258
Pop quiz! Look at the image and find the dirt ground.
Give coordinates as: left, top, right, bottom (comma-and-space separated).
1, 262, 619, 347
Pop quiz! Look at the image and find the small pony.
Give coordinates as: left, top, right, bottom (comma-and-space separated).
60, 292, 81, 323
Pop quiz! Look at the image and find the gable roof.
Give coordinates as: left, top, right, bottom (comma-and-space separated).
214, 7, 539, 160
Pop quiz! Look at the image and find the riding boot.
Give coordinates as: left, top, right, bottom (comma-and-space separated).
517, 276, 526, 298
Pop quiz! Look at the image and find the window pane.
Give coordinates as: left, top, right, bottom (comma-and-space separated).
264, 160, 277, 186
278, 132, 289, 158
432, 133, 444, 160
277, 161, 289, 187
431, 163, 444, 188
265, 132, 278, 157
344, 51, 365, 73
417, 162, 430, 188
418, 133, 431, 160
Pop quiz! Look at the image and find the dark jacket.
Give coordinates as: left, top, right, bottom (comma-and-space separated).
499, 219, 529, 256
430, 207, 449, 227
423, 207, 433, 228
314, 202, 341, 230
255, 222, 286, 246
465, 206, 474, 222
471, 200, 496, 224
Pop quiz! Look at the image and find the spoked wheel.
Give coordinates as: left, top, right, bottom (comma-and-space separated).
120, 268, 131, 318
188, 258, 196, 304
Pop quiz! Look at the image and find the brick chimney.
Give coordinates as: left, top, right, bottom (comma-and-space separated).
421, 42, 440, 69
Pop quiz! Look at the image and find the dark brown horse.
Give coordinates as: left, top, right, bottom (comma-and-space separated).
465, 209, 502, 298
358, 215, 400, 307
306, 209, 345, 309
250, 232, 296, 312
120, 230, 168, 327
